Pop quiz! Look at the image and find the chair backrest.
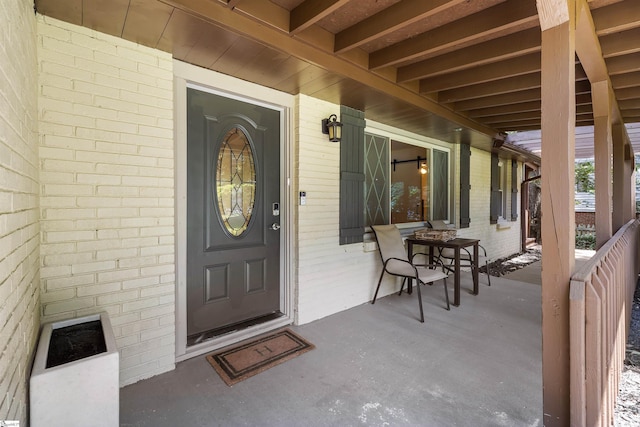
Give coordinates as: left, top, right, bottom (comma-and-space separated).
372, 225, 409, 263
429, 220, 452, 230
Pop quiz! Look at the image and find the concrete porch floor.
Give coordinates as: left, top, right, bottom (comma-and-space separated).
120, 267, 552, 427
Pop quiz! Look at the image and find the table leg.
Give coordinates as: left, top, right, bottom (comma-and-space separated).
472, 242, 479, 295
407, 240, 413, 294
454, 247, 460, 306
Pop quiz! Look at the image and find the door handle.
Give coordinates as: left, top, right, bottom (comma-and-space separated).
270, 223, 281, 231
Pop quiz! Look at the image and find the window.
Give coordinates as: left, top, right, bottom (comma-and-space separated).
364, 132, 450, 227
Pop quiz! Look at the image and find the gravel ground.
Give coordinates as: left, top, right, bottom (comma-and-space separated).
615, 283, 640, 427
484, 248, 640, 425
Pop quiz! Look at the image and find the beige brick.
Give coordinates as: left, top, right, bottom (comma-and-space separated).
76, 281, 122, 297
43, 297, 95, 316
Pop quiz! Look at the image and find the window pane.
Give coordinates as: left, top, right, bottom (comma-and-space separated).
432, 149, 449, 220
390, 141, 428, 224
364, 133, 389, 226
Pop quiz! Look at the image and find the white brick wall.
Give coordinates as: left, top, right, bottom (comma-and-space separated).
295, 95, 381, 324
295, 96, 522, 325
454, 148, 522, 261
37, 16, 175, 386
0, 0, 41, 424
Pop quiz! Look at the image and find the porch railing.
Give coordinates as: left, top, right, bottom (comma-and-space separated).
569, 219, 640, 426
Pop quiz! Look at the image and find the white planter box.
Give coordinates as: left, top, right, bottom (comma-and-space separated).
30, 312, 119, 427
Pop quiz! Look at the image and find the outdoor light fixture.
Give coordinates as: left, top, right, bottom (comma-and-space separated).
321, 114, 343, 142
420, 163, 428, 175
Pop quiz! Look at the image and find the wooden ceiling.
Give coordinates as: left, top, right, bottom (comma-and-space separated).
34, 0, 640, 156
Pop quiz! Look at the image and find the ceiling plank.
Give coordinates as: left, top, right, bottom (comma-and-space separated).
229, 0, 289, 33
334, 0, 466, 54
122, 0, 175, 49
35, 0, 83, 25
290, 0, 348, 34
82, 0, 130, 37
369, 0, 539, 69
419, 53, 542, 94
397, 28, 541, 83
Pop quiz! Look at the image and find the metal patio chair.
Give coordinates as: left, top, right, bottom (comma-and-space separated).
371, 224, 450, 323
428, 220, 491, 286
436, 245, 492, 286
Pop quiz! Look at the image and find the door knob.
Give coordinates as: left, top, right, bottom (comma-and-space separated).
270, 223, 281, 230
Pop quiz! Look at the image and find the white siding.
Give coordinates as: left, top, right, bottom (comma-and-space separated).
0, 0, 40, 424
37, 16, 175, 386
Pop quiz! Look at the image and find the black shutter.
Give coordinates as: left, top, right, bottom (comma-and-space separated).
490, 153, 501, 224
459, 144, 471, 228
511, 159, 518, 221
339, 106, 365, 245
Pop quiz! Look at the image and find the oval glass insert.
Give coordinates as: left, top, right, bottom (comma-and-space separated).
216, 127, 256, 237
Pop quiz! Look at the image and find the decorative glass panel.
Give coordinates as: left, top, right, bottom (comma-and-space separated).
216, 128, 256, 237
364, 133, 389, 226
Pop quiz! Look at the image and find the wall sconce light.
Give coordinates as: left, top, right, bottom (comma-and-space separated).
420, 163, 428, 175
321, 114, 343, 143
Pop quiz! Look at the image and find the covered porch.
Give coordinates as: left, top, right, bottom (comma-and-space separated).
121, 270, 544, 426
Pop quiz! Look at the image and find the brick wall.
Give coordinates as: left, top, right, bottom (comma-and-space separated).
37, 16, 175, 386
0, 0, 41, 423
295, 95, 380, 324
575, 211, 595, 226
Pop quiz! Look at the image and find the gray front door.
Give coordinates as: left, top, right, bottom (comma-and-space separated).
186, 87, 281, 338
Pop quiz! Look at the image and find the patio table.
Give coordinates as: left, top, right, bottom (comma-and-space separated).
406, 237, 480, 307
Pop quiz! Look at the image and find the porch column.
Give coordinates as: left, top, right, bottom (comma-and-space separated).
592, 81, 613, 249
612, 124, 633, 230
537, 0, 575, 425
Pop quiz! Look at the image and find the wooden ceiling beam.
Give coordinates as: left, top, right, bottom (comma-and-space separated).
334, 0, 466, 54
159, 0, 498, 137
575, 0, 625, 127
592, 0, 640, 36
605, 52, 640, 76
600, 27, 640, 58
290, 0, 348, 35
454, 89, 541, 111
419, 52, 541, 94
397, 28, 540, 83
610, 72, 640, 90
369, 0, 539, 70
439, 73, 542, 103
467, 101, 542, 118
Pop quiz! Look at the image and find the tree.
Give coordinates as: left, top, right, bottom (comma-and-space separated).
575, 160, 594, 193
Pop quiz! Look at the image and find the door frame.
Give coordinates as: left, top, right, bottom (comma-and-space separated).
174, 60, 295, 361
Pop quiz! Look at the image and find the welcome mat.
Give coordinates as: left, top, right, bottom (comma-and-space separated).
206, 329, 315, 386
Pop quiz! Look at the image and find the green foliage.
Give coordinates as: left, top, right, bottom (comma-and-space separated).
575, 161, 595, 193
575, 233, 596, 250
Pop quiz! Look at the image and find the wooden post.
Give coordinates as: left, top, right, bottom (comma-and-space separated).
592, 80, 613, 249
612, 124, 627, 231
537, 0, 575, 425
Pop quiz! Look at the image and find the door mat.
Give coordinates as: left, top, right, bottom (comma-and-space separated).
206, 329, 315, 386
